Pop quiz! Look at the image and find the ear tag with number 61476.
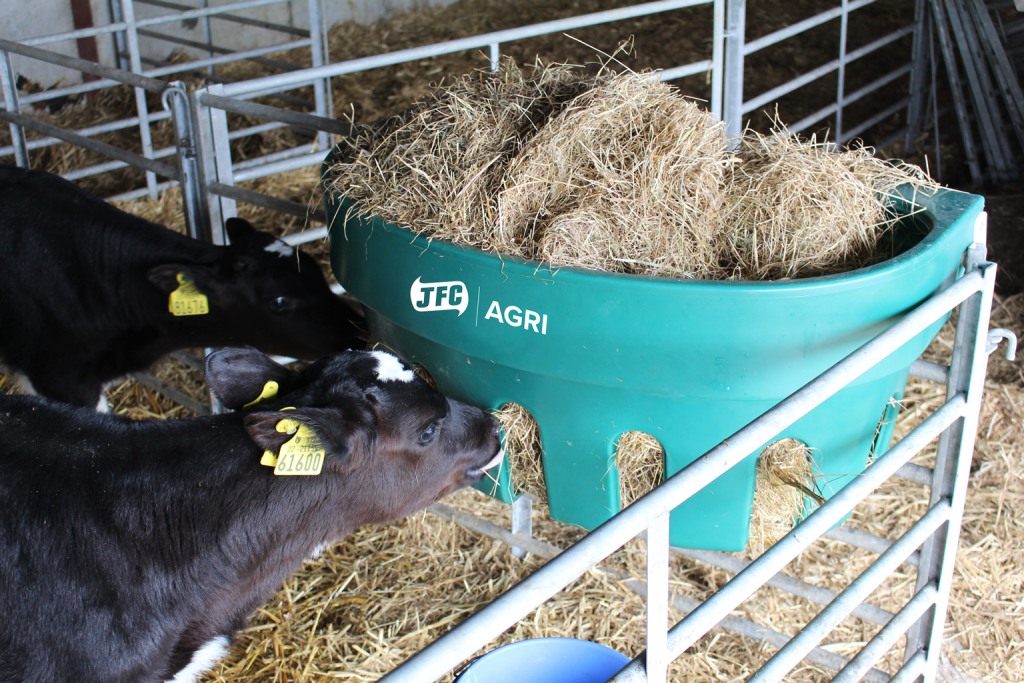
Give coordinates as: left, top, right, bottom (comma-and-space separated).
260, 408, 325, 475
168, 272, 209, 316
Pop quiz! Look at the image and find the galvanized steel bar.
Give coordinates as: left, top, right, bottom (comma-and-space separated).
645, 514, 670, 683
837, 0, 849, 140
510, 494, 532, 560
164, 83, 204, 240
650, 395, 964, 666
947, 0, 1014, 178
710, 0, 724, 117
894, 462, 936, 487
219, 0, 712, 97
0, 108, 178, 179
746, 500, 951, 683
307, 0, 330, 154
965, 0, 1024, 152
841, 97, 911, 143
743, 58, 840, 115
138, 0, 308, 36
905, 0, 930, 151
822, 524, 922, 568
890, 650, 927, 683
378, 268, 984, 683
231, 150, 325, 182
281, 226, 328, 246
652, 60, 713, 82
129, 372, 211, 415
672, 547, 896, 626
209, 181, 327, 224
0, 111, 172, 158
722, 0, 745, 140
142, 40, 312, 79
0, 37, 169, 92
910, 359, 950, 384
489, 43, 500, 72
232, 142, 316, 171
832, 583, 939, 683
120, 0, 159, 199
940, 0, 1009, 180
0, 50, 28, 167
59, 144, 174, 180
198, 92, 353, 136
907, 250, 996, 681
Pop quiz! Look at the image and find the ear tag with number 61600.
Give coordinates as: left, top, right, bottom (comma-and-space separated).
260, 408, 325, 476
168, 272, 209, 316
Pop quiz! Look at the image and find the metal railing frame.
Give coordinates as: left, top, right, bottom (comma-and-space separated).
1, 0, 330, 192
378, 224, 1006, 683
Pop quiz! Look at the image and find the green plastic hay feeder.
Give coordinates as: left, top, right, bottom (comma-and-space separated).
323, 155, 982, 551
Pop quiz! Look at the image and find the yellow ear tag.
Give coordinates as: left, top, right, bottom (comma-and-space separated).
243, 381, 279, 410
259, 408, 324, 476
168, 272, 209, 316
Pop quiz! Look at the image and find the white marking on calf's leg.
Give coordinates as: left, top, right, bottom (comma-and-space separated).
165, 635, 229, 683
370, 350, 415, 383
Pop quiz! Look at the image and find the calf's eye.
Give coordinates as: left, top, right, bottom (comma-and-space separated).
269, 296, 293, 313
418, 422, 439, 444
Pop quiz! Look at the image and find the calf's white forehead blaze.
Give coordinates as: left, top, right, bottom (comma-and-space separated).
370, 351, 415, 382
166, 635, 229, 683
264, 240, 294, 258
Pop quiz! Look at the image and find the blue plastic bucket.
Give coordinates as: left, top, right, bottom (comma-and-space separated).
455, 638, 630, 683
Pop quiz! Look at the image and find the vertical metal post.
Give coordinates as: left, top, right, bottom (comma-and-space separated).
645, 513, 670, 683
0, 50, 29, 168
836, 0, 849, 142
710, 0, 725, 119
308, 0, 330, 153
905, 0, 931, 152
510, 494, 532, 560
904, 216, 995, 682
163, 82, 203, 240
108, 0, 131, 71
489, 43, 500, 73
930, 0, 982, 184
200, 0, 214, 76
722, 0, 746, 144
190, 84, 235, 245
120, 0, 159, 198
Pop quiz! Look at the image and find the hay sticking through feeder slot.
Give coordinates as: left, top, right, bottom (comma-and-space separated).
747, 439, 823, 557
493, 403, 547, 506
615, 431, 664, 508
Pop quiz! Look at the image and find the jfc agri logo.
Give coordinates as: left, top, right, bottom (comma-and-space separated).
410, 277, 468, 316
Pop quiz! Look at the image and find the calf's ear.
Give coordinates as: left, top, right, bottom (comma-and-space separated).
205, 347, 294, 410
243, 408, 351, 463
225, 217, 272, 246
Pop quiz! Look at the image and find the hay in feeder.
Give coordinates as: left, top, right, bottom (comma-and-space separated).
499, 71, 727, 277
719, 127, 936, 280
615, 431, 664, 508
747, 439, 823, 557
492, 403, 547, 506
328, 58, 593, 253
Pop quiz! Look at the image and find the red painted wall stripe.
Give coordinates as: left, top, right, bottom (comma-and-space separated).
69, 0, 99, 82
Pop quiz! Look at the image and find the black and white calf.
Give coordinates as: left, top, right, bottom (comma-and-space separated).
0, 165, 363, 409
0, 347, 503, 683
